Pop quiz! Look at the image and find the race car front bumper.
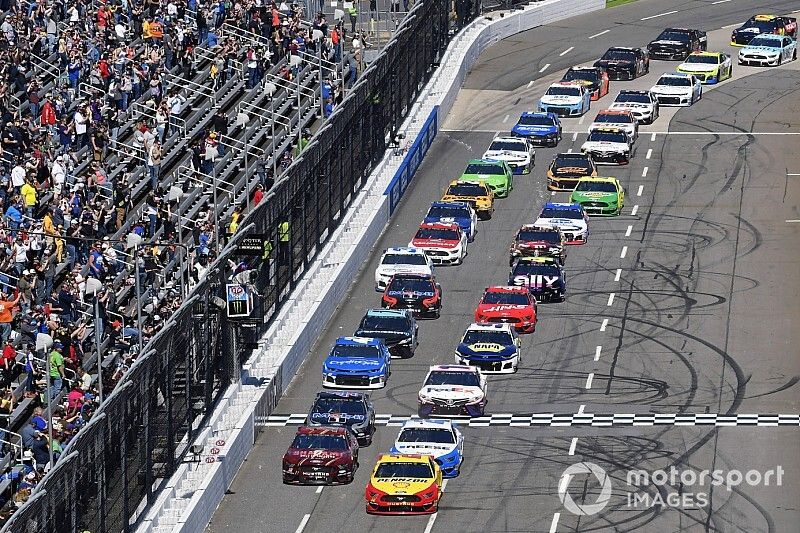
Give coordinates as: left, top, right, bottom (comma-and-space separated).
418, 398, 486, 418
528, 289, 566, 303
578, 201, 621, 216
420, 247, 463, 265
323, 373, 387, 389
584, 150, 630, 165
283, 464, 355, 485
652, 93, 694, 106
366, 494, 439, 515
605, 67, 637, 80
739, 54, 780, 66
539, 104, 584, 117
520, 131, 560, 146
547, 176, 581, 191
455, 353, 519, 374
487, 182, 511, 198
434, 452, 462, 478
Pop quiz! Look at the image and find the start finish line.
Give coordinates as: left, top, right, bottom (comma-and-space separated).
256, 413, 800, 428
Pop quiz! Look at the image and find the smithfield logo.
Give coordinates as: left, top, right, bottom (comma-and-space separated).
557, 462, 613, 516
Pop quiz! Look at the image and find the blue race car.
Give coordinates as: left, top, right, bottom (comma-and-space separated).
390, 419, 464, 478
322, 337, 391, 389
738, 33, 797, 66
511, 112, 562, 147
424, 201, 478, 242
454, 323, 521, 374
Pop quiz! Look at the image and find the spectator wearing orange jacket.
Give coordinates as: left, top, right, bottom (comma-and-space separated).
0, 291, 21, 343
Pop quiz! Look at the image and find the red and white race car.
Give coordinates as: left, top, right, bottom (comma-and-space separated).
474, 286, 538, 333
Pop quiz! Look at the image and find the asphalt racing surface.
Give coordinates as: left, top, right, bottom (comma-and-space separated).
208, 1, 800, 532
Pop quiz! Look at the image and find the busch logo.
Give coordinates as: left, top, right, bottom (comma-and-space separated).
512, 275, 560, 288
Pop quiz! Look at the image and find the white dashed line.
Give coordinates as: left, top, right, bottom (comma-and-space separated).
650, 132, 657, 141
631, 205, 639, 216
549, 512, 561, 533
572, 132, 578, 141
637, 185, 643, 196
585, 373, 595, 389
721, 21, 744, 29
295, 514, 311, 533
641, 167, 648, 177
558, 473, 571, 494
316, 486, 324, 494
560, 46, 574, 56
641, 10, 677, 21
595, 346, 602, 361
568, 437, 578, 455
607, 293, 615, 306
503, 114, 509, 123
614, 268, 622, 282
588, 29, 610, 39
527, 80, 534, 88
423, 480, 448, 533
567, 148, 573, 153
539, 63, 551, 73
578, 404, 585, 414
646, 148, 652, 159
625, 225, 633, 237
620, 246, 628, 259
578, 115, 585, 125
551, 191, 557, 196
787, 220, 800, 223
600, 318, 608, 331
712, 0, 731, 3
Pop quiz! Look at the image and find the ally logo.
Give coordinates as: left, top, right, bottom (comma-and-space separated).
557, 462, 613, 516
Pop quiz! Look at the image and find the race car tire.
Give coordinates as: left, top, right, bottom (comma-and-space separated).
793, 49, 797, 61
778, 56, 783, 66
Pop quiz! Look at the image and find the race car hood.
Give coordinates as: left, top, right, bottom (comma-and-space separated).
512, 123, 558, 135
535, 217, 587, 232
283, 447, 351, 466
354, 329, 410, 347
370, 476, 436, 495
308, 410, 368, 426
740, 45, 782, 54
677, 63, 719, 73
594, 59, 634, 69
651, 85, 693, 95
456, 341, 517, 357
572, 191, 618, 201
539, 94, 582, 105
570, 79, 599, 90
483, 150, 529, 162
551, 165, 593, 177
324, 356, 385, 373
650, 39, 689, 47
462, 172, 507, 186
734, 27, 761, 35
581, 140, 629, 152
442, 194, 491, 206
590, 122, 635, 134
609, 102, 651, 111
419, 385, 484, 401
513, 240, 560, 253
376, 264, 433, 278
423, 215, 471, 232
477, 303, 532, 315
393, 441, 458, 458
410, 237, 460, 249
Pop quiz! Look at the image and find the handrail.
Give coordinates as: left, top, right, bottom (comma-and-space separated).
79, 82, 107, 100
264, 72, 317, 99
108, 139, 146, 163
131, 102, 187, 137
218, 134, 266, 157
172, 76, 215, 103
298, 50, 341, 71
178, 166, 236, 194
30, 53, 61, 79
236, 101, 293, 129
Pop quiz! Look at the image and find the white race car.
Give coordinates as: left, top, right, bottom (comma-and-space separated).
534, 202, 589, 245
418, 365, 487, 418
581, 128, 634, 165
374, 247, 434, 291
588, 110, 638, 143
608, 90, 659, 125
409, 222, 468, 266
649, 73, 702, 106
390, 419, 464, 478
482, 136, 535, 175
538, 82, 592, 117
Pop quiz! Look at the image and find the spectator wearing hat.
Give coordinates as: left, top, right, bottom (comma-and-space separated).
49, 342, 65, 400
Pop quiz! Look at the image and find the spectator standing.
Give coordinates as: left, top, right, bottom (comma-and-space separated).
48, 342, 66, 401
147, 140, 163, 191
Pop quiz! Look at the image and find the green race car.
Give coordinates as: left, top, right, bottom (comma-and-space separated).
570, 176, 625, 216
460, 159, 514, 198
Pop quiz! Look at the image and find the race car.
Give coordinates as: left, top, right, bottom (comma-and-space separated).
738, 34, 797, 66
322, 337, 391, 389
509, 256, 566, 303
509, 224, 566, 265
306, 391, 376, 446
460, 159, 514, 198
647, 28, 707, 60
560, 66, 610, 101
381, 273, 442, 318
593, 47, 649, 80
538, 82, 592, 117
454, 323, 521, 374
390, 419, 464, 478
588, 110, 639, 143
282, 426, 359, 485
482, 136, 535, 175
570, 176, 625, 216
731, 15, 796, 46
374, 247, 433, 291
418, 365, 487, 418
409, 222, 467, 266
534, 203, 589, 245
424, 201, 478, 242
649, 73, 703, 106
365, 454, 443, 515
581, 128, 634, 165
511, 111, 562, 146
676, 52, 733, 84
609, 90, 659, 125
441, 180, 494, 220
547, 152, 597, 191
355, 309, 418, 359
474, 285, 538, 333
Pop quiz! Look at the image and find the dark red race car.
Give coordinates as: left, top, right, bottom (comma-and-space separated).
474, 286, 537, 333
282, 426, 359, 485
382, 273, 443, 318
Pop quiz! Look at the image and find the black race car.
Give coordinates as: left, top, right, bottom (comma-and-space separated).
306, 391, 376, 445
509, 257, 566, 303
647, 28, 707, 60
594, 47, 649, 80
732, 15, 796, 46
355, 308, 418, 358
381, 273, 442, 318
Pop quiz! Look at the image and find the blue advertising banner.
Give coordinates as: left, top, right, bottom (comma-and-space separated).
384, 106, 439, 215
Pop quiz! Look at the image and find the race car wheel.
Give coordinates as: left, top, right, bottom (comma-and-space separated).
778, 56, 783, 66
793, 49, 797, 61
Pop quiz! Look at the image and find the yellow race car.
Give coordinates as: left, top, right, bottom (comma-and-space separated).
441, 180, 494, 220
676, 52, 733, 84
365, 454, 443, 515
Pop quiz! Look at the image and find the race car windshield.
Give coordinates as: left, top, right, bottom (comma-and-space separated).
465, 163, 504, 175
655, 30, 691, 42
482, 292, 529, 305
388, 279, 434, 293
600, 49, 636, 61
428, 205, 468, 218
518, 115, 556, 125
415, 227, 459, 240
517, 230, 560, 243
374, 462, 433, 479
382, 253, 428, 265
562, 69, 598, 83
398, 428, 455, 444
312, 398, 366, 416
462, 331, 514, 345
554, 156, 593, 171
359, 315, 410, 333
539, 208, 583, 219
587, 131, 628, 143
330, 344, 382, 358
425, 371, 481, 387
684, 55, 719, 64
616, 93, 651, 103
545, 86, 581, 96
291, 434, 348, 450
576, 181, 617, 193
657, 76, 691, 86
489, 141, 526, 152
513, 263, 561, 277
748, 36, 783, 47
448, 183, 487, 196
595, 114, 634, 124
